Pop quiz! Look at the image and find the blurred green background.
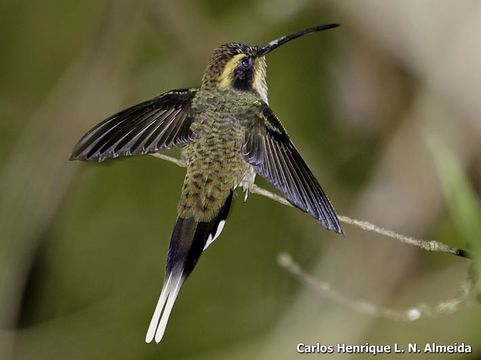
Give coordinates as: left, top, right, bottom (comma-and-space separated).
1, 0, 481, 359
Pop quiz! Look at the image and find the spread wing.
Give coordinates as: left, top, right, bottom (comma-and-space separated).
242, 102, 343, 234
70, 88, 198, 162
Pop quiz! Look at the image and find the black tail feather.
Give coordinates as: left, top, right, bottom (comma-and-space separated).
145, 190, 233, 343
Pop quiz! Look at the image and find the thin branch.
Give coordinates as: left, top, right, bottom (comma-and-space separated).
150, 153, 470, 259
150, 153, 186, 167
249, 183, 292, 207
278, 253, 474, 322
337, 216, 470, 259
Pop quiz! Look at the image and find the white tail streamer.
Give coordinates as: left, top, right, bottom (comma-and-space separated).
145, 272, 184, 343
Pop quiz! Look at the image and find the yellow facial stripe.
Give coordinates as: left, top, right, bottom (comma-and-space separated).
218, 54, 246, 88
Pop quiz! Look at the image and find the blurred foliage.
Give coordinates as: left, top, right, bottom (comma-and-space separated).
431, 139, 481, 296
1, 0, 481, 359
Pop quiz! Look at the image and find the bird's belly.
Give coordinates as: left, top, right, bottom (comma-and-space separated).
178, 128, 249, 221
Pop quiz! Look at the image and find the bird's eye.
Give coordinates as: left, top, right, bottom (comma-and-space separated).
233, 56, 254, 90
239, 57, 251, 69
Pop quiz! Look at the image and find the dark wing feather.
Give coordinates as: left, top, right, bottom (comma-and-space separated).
70, 88, 198, 162
242, 103, 343, 234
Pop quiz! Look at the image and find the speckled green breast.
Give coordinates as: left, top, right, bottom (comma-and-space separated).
178, 90, 253, 222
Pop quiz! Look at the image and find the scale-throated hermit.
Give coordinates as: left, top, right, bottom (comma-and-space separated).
71, 24, 342, 343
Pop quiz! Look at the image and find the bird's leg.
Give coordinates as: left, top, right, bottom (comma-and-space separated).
239, 166, 256, 202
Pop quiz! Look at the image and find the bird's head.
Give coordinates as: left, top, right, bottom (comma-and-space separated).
201, 24, 339, 102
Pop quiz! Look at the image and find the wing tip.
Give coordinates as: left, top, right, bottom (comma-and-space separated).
69, 147, 84, 161
332, 223, 345, 236
69, 149, 113, 162
68, 154, 104, 162
321, 217, 344, 236
69, 153, 90, 162
69, 147, 89, 161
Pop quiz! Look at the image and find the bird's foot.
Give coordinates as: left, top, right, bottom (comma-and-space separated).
238, 167, 256, 202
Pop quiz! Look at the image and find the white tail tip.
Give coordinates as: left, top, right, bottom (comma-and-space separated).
145, 272, 184, 343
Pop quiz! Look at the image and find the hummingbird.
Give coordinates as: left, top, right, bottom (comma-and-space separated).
70, 24, 342, 343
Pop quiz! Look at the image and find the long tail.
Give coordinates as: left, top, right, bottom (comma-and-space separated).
145, 191, 233, 343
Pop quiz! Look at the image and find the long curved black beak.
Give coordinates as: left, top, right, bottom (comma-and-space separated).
256, 23, 339, 57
